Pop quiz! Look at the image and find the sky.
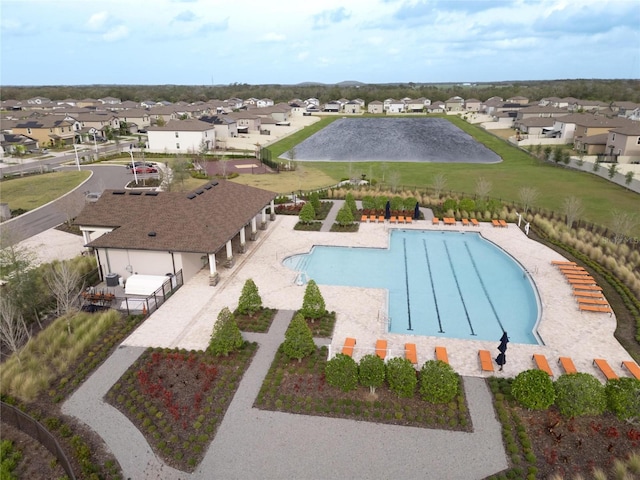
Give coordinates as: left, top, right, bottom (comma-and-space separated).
1, 0, 639, 86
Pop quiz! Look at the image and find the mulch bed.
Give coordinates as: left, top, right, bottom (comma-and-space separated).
234, 308, 277, 333
203, 158, 272, 176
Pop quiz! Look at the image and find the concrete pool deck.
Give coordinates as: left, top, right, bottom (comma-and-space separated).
122, 206, 635, 381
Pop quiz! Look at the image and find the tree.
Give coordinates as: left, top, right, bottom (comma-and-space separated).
281, 313, 315, 362
358, 354, 385, 395
45, 260, 83, 331
344, 192, 358, 216
431, 173, 447, 198
474, 177, 492, 199
236, 278, 262, 316
518, 186, 539, 215
156, 116, 166, 127
607, 163, 618, 179
553, 146, 563, 164
610, 210, 638, 245
561, 196, 584, 228
625, 170, 635, 185
298, 202, 316, 224
388, 171, 401, 193
335, 203, 354, 226
325, 353, 359, 392
55, 191, 85, 228
300, 279, 326, 320
543, 145, 553, 162
385, 357, 417, 398
164, 156, 190, 191
419, 360, 459, 404
0, 295, 30, 362
208, 307, 243, 356
309, 191, 321, 213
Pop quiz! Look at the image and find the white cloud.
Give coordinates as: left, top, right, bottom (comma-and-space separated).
297, 51, 310, 61
87, 11, 109, 30
260, 32, 286, 42
102, 25, 129, 42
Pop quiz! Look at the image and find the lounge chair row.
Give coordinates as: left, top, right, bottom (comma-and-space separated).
360, 215, 414, 224
341, 338, 449, 365
551, 261, 612, 314
491, 219, 508, 228
531, 353, 640, 380
432, 217, 480, 226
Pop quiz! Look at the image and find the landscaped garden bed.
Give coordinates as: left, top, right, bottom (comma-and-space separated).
106, 344, 256, 472
234, 307, 277, 333
255, 346, 472, 431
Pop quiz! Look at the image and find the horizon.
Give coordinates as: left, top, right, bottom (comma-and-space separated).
2, 0, 639, 86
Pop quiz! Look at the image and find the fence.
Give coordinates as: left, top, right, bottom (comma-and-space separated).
0, 401, 76, 480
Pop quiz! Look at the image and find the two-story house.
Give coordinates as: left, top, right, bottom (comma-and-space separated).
12, 116, 76, 146
146, 119, 215, 153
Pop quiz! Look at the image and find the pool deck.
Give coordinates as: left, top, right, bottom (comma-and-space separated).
122, 208, 634, 381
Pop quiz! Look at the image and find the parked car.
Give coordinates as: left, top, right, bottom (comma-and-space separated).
132, 165, 158, 174
126, 161, 155, 169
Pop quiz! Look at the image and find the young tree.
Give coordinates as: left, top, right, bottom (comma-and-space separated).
431, 173, 447, 198
298, 202, 316, 224
518, 186, 539, 215
358, 354, 385, 395
45, 260, 83, 331
55, 191, 85, 228
610, 210, 638, 245
309, 191, 321, 213
388, 171, 401, 193
385, 357, 417, 398
543, 145, 553, 162
345, 192, 358, 216
474, 177, 492, 199
607, 163, 618, 179
561, 196, 584, 228
236, 278, 262, 316
325, 353, 359, 392
300, 279, 326, 320
0, 295, 30, 362
208, 307, 243, 356
282, 313, 315, 362
164, 156, 190, 191
553, 146, 563, 164
335, 203, 354, 226
625, 170, 635, 185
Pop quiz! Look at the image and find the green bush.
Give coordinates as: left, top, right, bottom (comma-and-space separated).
309, 191, 321, 212
511, 370, 555, 410
361, 195, 376, 210
300, 280, 326, 320
236, 279, 262, 316
443, 198, 457, 212
605, 377, 640, 421
375, 196, 389, 210
345, 192, 358, 216
325, 354, 359, 392
281, 313, 315, 362
358, 354, 385, 394
390, 196, 404, 211
419, 360, 459, 404
298, 202, 316, 223
0, 440, 21, 480
335, 204, 355, 226
386, 357, 417, 398
458, 198, 476, 213
208, 307, 243, 356
554, 373, 606, 417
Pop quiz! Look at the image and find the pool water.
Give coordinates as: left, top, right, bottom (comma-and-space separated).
283, 230, 540, 344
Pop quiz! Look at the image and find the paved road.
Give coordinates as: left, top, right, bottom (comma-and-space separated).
2, 164, 134, 246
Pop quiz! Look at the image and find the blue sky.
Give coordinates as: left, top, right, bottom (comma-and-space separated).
1, 0, 638, 86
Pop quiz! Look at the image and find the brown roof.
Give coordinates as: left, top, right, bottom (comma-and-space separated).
74, 181, 277, 254
147, 119, 213, 132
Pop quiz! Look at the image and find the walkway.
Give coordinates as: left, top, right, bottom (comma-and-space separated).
64, 309, 508, 480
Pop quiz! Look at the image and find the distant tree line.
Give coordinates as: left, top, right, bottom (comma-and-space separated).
3, 79, 640, 104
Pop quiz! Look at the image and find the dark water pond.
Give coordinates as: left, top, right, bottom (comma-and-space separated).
281, 118, 501, 163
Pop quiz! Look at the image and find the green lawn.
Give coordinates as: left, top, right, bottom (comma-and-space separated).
254, 116, 639, 235
0, 171, 91, 211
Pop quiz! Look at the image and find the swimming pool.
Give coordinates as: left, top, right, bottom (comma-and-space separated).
283, 230, 541, 344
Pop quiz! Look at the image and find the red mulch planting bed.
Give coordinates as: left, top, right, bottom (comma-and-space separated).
106, 345, 256, 472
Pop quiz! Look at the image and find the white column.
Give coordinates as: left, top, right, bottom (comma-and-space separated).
239, 226, 246, 245
208, 253, 217, 275
82, 230, 91, 245
251, 217, 257, 235
226, 240, 233, 260
269, 199, 275, 220
261, 207, 267, 224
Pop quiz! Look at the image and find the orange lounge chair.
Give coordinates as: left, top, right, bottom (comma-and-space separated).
533, 354, 553, 376
478, 350, 494, 372
572, 291, 604, 299
579, 305, 612, 314
435, 346, 449, 364
405, 343, 417, 364
370, 214, 377, 223
577, 298, 609, 305
564, 274, 593, 280
378, 215, 384, 223
558, 266, 587, 272
558, 357, 577, 374
491, 219, 501, 227
551, 260, 577, 265
398, 215, 405, 224
593, 358, 618, 380
361, 215, 368, 222
432, 217, 440, 225
568, 279, 596, 285
573, 285, 602, 292
621, 361, 640, 380
499, 220, 508, 227
446, 217, 456, 225
461, 218, 469, 226
342, 337, 356, 357
470, 218, 479, 226
375, 339, 387, 360
390, 216, 397, 224
406, 216, 413, 224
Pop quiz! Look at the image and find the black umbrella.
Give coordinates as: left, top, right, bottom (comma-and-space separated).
497, 331, 509, 371
413, 202, 420, 221
496, 353, 506, 371
385, 200, 391, 220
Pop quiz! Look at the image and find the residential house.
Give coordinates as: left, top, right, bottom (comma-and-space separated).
463, 98, 482, 112
148, 106, 180, 124
514, 117, 557, 136
343, 100, 362, 114
73, 181, 277, 285
304, 98, 320, 107
614, 102, 640, 120
199, 115, 238, 141
323, 101, 341, 113
12, 116, 76, 146
99, 97, 122, 105
77, 98, 102, 108
288, 101, 307, 116
506, 96, 529, 105
116, 109, 151, 129
426, 102, 446, 113
515, 106, 569, 121
226, 98, 244, 110
568, 99, 610, 113
605, 124, 640, 161
140, 100, 160, 108
224, 112, 262, 133
0, 133, 38, 157
574, 134, 608, 155
68, 113, 121, 134
406, 98, 429, 113
146, 119, 215, 153
547, 113, 629, 142
26, 97, 52, 106
444, 96, 464, 111
384, 99, 405, 113
367, 100, 384, 114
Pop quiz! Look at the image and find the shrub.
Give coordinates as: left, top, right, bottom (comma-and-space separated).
419, 360, 459, 404
236, 279, 262, 316
443, 198, 457, 212
335, 204, 354, 226
300, 280, 326, 320
554, 373, 606, 417
358, 354, 385, 395
325, 354, 359, 392
298, 202, 316, 223
281, 313, 315, 362
511, 370, 555, 410
605, 377, 640, 421
386, 357, 417, 398
390, 196, 404, 211
208, 307, 243, 356
361, 195, 376, 210
309, 191, 321, 212
345, 192, 358, 216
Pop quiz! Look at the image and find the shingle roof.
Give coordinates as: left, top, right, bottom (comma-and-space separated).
147, 119, 213, 132
75, 181, 277, 254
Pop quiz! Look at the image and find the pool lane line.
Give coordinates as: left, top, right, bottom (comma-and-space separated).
463, 241, 506, 333
443, 242, 476, 336
403, 238, 413, 331
422, 239, 444, 333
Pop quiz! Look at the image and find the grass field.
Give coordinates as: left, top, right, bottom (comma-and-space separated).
0, 171, 91, 211
232, 115, 639, 235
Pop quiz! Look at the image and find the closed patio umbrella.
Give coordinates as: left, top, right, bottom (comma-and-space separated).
496, 331, 509, 371
414, 202, 420, 220
385, 200, 391, 220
